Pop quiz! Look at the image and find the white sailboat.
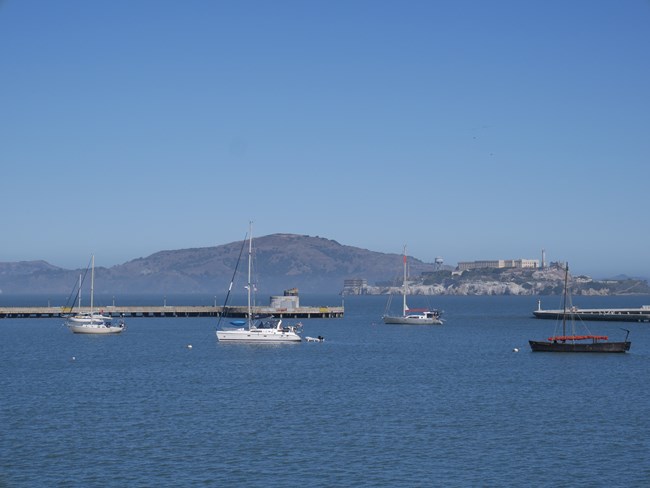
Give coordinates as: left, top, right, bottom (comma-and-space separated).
66, 272, 112, 326
382, 246, 443, 325
66, 255, 126, 334
216, 223, 302, 343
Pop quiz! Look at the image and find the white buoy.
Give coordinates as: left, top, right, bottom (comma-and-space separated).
71, 356, 76, 361
186, 344, 192, 349
513, 348, 519, 353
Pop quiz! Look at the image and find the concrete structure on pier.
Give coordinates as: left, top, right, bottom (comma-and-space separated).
342, 278, 368, 295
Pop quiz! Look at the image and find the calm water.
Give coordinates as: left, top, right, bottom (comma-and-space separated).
2, 294, 650, 487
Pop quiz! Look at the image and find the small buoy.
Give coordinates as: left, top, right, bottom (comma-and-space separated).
71, 356, 76, 361
186, 344, 193, 349
512, 348, 519, 353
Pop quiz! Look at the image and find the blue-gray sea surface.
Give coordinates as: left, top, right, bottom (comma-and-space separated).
1, 294, 649, 487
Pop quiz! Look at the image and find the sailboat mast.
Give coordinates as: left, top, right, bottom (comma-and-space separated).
562, 262, 569, 337
78, 274, 82, 309
402, 245, 407, 316
247, 222, 253, 325
90, 255, 95, 315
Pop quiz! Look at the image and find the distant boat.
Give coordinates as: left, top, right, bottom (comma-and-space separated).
305, 336, 324, 342
65, 255, 126, 335
382, 246, 442, 325
66, 272, 112, 325
216, 223, 302, 343
529, 263, 630, 353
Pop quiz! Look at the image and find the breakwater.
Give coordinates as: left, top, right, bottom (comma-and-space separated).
0, 305, 344, 319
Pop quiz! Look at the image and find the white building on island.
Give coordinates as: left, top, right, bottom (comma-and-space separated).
457, 259, 539, 271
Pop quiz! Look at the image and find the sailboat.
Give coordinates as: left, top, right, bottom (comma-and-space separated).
529, 263, 630, 353
65, 255, 126, 334
65, 272, 112, 326
382, 246, 442, 325
216, 223, 302, 343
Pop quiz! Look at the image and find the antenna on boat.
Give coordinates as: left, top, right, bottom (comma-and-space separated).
621, 328, 630, 342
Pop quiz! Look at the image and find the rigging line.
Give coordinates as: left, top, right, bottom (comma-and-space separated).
562, 263, 569, 336
384, 252, 405, 315
564, 264, 593, 337
62, 256, 93, 313
62, 280, 79, 312
216, 232, 248, 330
384, 294, 393, 315
250, 237, 257, 310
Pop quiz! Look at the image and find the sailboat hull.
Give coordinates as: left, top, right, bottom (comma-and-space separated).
529, 340, 630, 353
383, 315, 442, 325
67, 324, 125, 334
216, 329, 301, 343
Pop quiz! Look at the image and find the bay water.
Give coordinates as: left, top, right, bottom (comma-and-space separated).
1, 294, 649, 487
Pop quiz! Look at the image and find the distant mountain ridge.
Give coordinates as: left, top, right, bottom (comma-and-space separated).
1, 234, 648, 296
0, 234, 437, 295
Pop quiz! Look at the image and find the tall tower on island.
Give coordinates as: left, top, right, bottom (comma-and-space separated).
541, 249, 546, 269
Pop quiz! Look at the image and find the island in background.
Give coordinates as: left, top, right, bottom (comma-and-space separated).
344, 262, 650, 296
1, 234, 648, 296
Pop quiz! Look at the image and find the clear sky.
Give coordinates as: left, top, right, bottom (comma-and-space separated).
1, 0, 649, 278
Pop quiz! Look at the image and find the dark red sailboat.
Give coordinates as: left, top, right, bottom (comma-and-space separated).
529, 263, 631, 353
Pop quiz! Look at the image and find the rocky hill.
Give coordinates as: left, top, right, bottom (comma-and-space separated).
1, 236, 648, 296
0, 234, 436, 295
361, 264, 650, 296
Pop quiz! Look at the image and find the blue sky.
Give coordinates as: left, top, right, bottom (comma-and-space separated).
1, 0, 649, 278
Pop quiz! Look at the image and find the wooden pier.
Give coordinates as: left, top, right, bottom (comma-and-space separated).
533, 306, 650, 323
0, 305, 344, 319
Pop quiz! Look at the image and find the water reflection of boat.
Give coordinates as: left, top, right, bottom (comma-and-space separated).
529, 263, 630, 353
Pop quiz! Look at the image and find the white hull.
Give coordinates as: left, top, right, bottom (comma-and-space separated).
383, 315, 443, 325
305, 336, 324, 342
216, 328, 301, 342
67, 323, 125, 334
